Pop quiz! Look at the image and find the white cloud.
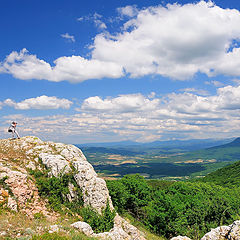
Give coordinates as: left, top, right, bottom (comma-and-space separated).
1, 49, 123, 82
61, 33, 75, 42
117, 5, 138, 17
2, 1, 240, 82
1, 49, 53, 80
78, 85, 240, 140
81, 94, 160, 112
77, 17, 84, 21
3, 95, 72, 110
77, 13, 107, 30
179, 88, 209, 96
94, 19, 107, 30
205, 80, 225, 87
92, 1, 240, 79
3, 85, 240, 142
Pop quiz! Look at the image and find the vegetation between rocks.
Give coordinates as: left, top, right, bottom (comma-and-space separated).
29, 169, 116, 234
80, 201, 116, 233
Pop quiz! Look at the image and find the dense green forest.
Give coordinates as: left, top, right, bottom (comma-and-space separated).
107, 160, 240, 239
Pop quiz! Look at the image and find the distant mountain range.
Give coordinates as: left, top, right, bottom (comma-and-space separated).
76, 138, 234, 151
209, 137, 240, 149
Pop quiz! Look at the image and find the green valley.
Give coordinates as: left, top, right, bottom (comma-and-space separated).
77, 137, 240, 179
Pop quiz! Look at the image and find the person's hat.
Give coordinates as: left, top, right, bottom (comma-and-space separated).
12, 121, 17, 124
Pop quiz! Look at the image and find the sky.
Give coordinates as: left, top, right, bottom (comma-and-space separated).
1, 0, 240, 143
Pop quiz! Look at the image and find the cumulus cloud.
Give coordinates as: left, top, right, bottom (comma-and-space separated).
79, 85, 240, 115
2, 1, 240, 82
92, 1, 240, 79
81, 94, 160, 112
61, 33, 75, 42
1, 49, 123, 82
3, 95, 72, 110
77, 85, 240, 140
2, 85, 240, 142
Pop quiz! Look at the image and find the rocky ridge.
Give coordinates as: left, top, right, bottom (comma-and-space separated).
0, 136, 145, 240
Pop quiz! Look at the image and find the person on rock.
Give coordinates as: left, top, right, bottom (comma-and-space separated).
8, 121, 20, 139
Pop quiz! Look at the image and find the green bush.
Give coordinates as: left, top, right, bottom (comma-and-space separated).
107, 174, 151, 216
81, 201, 116, 233
30, 169, 83, 213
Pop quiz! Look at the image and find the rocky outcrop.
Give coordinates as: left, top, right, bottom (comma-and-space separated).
72, 214, 145, 240
0, 136, 146, 240
26, 138, 114, 213
171, 220, 240, 240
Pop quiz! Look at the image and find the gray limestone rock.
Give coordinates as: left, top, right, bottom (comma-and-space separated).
71, 221, 94, 236
49, 225, 60, 233
200, 221, 240, 240
38, 153, 71, 177
227, 220, 240, 240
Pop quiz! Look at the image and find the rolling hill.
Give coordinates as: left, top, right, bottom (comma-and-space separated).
200, 160, 240, 187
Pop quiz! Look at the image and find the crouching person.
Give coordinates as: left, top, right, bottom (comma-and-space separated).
8, 121, 20, 139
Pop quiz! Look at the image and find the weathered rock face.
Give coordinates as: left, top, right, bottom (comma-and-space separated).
171, 220, 240, 240
0, 136, 146, 240
0, 159, 56, 218
26, 138, 114, 213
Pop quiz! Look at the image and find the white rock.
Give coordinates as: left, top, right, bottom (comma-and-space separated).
7, 196, 18, 212
201, 226, 231, 240
0, 231, 7, 236
226, 220, 240, 240
71, 221, 94, 236
49, 225, 60, 233
171, 236, 192, 240
39, 153, 71, 177
26, 161, 36, 170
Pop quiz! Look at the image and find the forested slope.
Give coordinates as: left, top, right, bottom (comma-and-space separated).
200, 160, 240, 187
107, 161, 240, 239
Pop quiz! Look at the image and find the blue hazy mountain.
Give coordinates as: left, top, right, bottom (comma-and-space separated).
76, 138, 233, 151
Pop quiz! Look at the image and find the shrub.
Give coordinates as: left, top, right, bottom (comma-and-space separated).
30, 169, 83, 213
81, 201, 116, 233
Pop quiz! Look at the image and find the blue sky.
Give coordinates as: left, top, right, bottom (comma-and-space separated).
1, 0, 240, 143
